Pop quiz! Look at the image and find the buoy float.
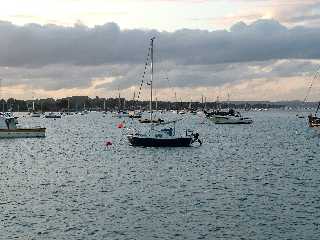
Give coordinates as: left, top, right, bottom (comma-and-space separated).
117, 122, 124, 128
105, 140, 112, 146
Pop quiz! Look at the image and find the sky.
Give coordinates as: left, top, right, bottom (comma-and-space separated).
1, 0, 320, 101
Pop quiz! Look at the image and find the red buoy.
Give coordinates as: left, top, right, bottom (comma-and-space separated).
117, 122, 124, 128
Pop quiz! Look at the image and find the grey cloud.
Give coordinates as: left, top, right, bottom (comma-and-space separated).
104, 59, 319, 90
1, 19, 320, 68
1, 19, 320, 92
0, 64, 132, 90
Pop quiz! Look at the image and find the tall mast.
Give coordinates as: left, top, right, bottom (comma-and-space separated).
150, 37, 155, 122
0, 78, 3, 112
201, 95, 204, 110
118, 88, 121, 111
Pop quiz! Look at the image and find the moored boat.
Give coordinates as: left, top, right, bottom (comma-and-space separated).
45, 112, 62, 119
129, 111, 143, 119
30, 111, 41, 117
0, 112, 46, 138
139, 117, 164, 124
127, 37, 201, 147
308, 114, 320, 127
128, 123, 201, 147
205, 109, 253, 124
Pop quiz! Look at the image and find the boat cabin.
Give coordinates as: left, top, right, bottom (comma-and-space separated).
0, 113, 17, 129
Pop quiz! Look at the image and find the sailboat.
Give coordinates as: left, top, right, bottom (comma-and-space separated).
30, 101, 41, 117
113, 90, 129, 118
128, 91, 142, 118
127, 37, 201, 147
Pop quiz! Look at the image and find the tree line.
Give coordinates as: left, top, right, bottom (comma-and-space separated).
0, 96, 288, 112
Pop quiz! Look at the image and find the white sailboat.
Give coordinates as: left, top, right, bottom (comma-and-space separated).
30, 101, 41, 117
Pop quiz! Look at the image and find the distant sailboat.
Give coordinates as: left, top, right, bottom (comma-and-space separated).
113, 89, 129, 118
30, 101, 41, 117
129, 91, 142, 119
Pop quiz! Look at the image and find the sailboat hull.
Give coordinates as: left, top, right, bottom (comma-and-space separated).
0, 128, 46, 138
128, 135, 193, 147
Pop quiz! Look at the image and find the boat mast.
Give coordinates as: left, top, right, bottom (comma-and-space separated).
201, 95, 204, 110
150, 37, 155, 123
316, 101, 320, 116
0, 78, 3, 112
118, 88, 121, 111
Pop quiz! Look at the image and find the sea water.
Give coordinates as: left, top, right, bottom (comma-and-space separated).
0, 111, 319, 239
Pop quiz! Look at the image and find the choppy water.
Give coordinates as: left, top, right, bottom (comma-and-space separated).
0, 111, 320, 240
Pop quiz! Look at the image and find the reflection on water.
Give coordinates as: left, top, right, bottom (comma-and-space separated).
0, 111, 319, 239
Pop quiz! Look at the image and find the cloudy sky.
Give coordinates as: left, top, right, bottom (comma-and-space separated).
1, 0, 320, 101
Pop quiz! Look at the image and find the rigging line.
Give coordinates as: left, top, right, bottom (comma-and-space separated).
136, 44, 152, 100
304, 67, 320, 102
165, 75, 177, 102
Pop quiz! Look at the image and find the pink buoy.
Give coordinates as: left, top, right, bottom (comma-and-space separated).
117, 122, 124, 128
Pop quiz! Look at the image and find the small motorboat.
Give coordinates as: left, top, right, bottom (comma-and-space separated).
209, 115, 253, 124
139, 118, 164, 124
113, 111, 129, 118
308, 114, 320, 127
45, 112, 62, 119
205, 109, 253, 124
30, 111, 41, 117
129, 111, 143, 119
0, 112, 46, 138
